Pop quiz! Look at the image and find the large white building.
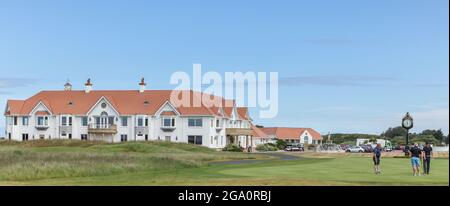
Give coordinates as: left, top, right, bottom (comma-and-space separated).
4, 79, 256, 149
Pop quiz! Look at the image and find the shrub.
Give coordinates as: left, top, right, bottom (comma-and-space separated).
307, 144, 316, 150
275, 139, 287, 150
256, 143, 279, 152
222, 144, 242, 152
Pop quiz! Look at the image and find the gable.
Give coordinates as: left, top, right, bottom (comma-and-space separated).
86, 97, 120, 116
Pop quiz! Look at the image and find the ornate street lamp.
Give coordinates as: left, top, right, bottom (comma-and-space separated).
401, 112, 413, 156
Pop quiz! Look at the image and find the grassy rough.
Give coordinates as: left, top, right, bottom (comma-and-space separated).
0, 140, 260, 182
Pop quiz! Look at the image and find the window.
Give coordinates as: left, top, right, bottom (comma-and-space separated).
22, 133, 29, 141
121, 135, 128, 142
22, 117, 29, 126
82, 117, 88, 126
304, 136, 309, 143
68, 117, 72, 126
145, 118, 149, 126
188, 135, 202, 145
121, 116, 128, 126
61, 131, 67, 137
68, 133, 72, 140
61, 116, 67, 126
101, 102, 107, 108
162, 117, 175, 127
188, 118, 202, 127
145, 134, 148, 141
216, 119, 220, 127
8, 133, 11, 140
137, 117, 144, 127
37, 116, 48, 126
81, 134, 88, 140
108, 117, 114, 125
13, 117, 17, 125
165, 136, 171, 141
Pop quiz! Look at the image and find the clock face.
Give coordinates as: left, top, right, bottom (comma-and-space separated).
403, 119, 412, 128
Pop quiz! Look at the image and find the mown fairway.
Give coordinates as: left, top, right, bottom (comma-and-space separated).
0, 140, 448, 186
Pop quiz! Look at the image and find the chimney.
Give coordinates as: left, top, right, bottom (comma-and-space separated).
139, 77, 146, 93
64, 79, 72, 91
85, 78, 93, 93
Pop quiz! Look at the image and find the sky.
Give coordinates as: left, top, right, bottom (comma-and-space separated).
0, 0, 448, 135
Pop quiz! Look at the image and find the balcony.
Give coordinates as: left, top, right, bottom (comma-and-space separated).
88, 124, 117, 134
35, 125, 49, 130
160, 125, 176, 131
225, 128, 253, 136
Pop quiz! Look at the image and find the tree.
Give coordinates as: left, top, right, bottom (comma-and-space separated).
421, 129, 444, 143
382, 126, 407, 139
411, 135, 439, 145
391, 136, 406, 146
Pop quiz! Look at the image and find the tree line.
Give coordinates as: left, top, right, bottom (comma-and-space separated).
324, 127, 449, 146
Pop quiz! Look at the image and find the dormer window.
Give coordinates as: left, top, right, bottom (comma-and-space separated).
143, 100, 149, 105
68, 101, 74, 106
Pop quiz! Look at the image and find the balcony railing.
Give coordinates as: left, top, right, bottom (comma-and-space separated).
88, 124, 117, 134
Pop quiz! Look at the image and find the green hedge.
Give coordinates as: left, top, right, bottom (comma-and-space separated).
256, 143, 279, 152
222, 144, 243, 152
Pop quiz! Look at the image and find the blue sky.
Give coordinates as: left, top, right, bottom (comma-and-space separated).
0, 0, 448, 135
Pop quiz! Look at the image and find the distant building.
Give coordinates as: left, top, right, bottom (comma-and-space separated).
260, 127, 323, 144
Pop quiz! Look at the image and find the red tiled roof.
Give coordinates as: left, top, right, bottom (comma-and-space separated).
251, 125, 268, 138
35, 111, 51, 115
260, 127, 322, 140
5, 90, 250, 118
160, 111, 177, 116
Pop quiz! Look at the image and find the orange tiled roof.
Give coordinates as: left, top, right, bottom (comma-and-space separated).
251, 125, 268, 138
260, 127, 322, 140
4, 90, 250, 119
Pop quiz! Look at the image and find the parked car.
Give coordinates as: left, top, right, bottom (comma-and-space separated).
360, 144, 373, 153
284, 144, 304, 152
340, 144, 352, 151
346, 146, 365, 153
383, 147, 392, 152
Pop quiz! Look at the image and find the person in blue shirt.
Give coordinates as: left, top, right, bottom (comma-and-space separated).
373, 143, 382, 174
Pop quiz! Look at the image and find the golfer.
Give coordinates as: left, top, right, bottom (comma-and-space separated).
422, 142, 433, 175
373, 143, 382, 174
409, 143, 422, 176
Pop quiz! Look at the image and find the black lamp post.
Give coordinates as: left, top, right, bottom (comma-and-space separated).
401, 112, 413, 156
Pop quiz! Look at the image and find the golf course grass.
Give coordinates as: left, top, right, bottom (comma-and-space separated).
0, 140, 448, 186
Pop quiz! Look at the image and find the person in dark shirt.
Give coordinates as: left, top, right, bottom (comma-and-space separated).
372, 143, 382, 174
409, 143, 422, 176
422, 142, 433, 175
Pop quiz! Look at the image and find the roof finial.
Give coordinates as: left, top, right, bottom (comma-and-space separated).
64, 79, 72, 91
139, 77, 146, 86
85, 78, 93, 86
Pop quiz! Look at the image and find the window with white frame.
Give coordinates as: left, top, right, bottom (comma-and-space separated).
137, 116, 144, 127
60, 116, 72, 126
216, 119, 221, 128
121, 116, 128, 126
188, 118, 202, 127
22, 117, 29, 126
162, 117, 175, 127
81, 117, 88, 126
37, 116, 48, 126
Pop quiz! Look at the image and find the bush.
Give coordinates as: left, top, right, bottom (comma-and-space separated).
222, 144, 242, 152
275, 139, 287, 150
256, 143, 279, 152
306, 144, 316, 150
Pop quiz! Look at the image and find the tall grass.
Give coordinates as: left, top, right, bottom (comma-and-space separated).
0, 140, 260, 181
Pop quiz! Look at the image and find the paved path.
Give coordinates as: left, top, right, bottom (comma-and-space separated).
210, 152, 300, 165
